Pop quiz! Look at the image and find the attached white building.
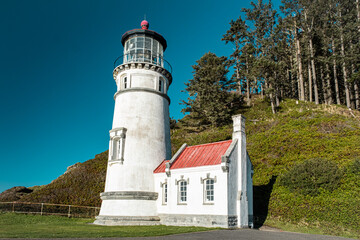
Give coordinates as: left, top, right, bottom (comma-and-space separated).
154, 115, 253, 228
94, 20, 253, 228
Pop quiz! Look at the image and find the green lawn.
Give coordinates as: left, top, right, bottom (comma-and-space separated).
0, 213, 213, 238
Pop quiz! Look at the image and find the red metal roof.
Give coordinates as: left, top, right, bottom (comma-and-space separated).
153, 160, 169, 173
154, 140, 232, 173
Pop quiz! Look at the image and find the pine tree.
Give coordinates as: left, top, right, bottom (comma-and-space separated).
222, 16, 253, 105
243, 0, 279, 113
181, 52, 235, 127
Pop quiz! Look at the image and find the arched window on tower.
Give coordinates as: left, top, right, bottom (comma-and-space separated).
124, 77, 128, 89
158, 78, 163, 92
108, 128, 127, 164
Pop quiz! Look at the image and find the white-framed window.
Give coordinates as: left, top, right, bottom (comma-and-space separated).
178, 180, 187, 204
108, 128, 127, 164
162, 183, 168, 204
201, 174, 216, 204
204, 179, 215, 203
158, 78, 163, 92
123, 77, 128, 89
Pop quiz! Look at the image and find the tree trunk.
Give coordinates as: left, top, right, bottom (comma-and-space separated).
245, 58, 251, 106
350, 85, 356, 109
308, 61, 313, 102
295, 20, 305, 101
269, 82, 276, 114
309, 38, 319, 104
325, 62, 333, 105
297, 71, 300, 99
357, 0, 360, 34
236, 62, 241, 94
289, 56, 295, 98
350, 60, 359, 109
356, 0, 360, 109
275, 72, 280, 107
340, 22, 351, 108
320, 65, 328, 104
331, 37, 341, 105
349, 43, 357, 109
355, 82, 360, 110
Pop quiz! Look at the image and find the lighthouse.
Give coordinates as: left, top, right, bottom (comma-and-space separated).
94, 20, 172, 225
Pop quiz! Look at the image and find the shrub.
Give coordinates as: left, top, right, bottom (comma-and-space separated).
279, 158, 343, 196
348, 158, 360, 174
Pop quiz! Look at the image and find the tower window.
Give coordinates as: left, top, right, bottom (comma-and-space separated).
124, 77, 127, 89
108, 128, 127, 164
158, 79, 163, 92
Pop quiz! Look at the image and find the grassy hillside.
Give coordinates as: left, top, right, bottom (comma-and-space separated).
3, 98, 360, 238
18, 151, 108, 206
173, 99, 360, 238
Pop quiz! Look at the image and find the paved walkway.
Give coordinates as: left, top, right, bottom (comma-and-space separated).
106, 229, 354, 240
3, 228, 355, 240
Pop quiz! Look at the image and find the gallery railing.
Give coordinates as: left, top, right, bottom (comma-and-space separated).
113, 54, 172, 74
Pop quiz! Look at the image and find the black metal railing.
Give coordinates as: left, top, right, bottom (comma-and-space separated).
113, 54, 172, 74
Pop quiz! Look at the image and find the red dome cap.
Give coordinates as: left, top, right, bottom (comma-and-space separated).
141, 20, 149, 30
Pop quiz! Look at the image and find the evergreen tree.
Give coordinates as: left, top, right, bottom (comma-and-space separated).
181, 52, 235, 127
243, 0, 279, 113
220, 0, 360, 111
222, 16, 253, 105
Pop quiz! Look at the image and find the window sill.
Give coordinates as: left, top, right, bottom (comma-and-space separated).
177, 202, 187, 205
108, 159, 123, 165
203, 202, 214, 205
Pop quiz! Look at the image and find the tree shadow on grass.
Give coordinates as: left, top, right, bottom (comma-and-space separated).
253, 175, 277, 228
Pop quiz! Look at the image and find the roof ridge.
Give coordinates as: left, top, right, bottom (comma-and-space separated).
187, 139, 232, 148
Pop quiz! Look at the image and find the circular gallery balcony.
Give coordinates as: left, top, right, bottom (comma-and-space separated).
113, 53, 172, 74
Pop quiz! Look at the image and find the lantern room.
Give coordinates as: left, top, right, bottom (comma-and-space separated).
120, 20, 168, 68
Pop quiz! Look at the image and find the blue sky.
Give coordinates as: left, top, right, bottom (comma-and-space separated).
0, 0, 281, 193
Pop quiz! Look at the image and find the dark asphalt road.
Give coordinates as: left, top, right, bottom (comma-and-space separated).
1, 229, 355, 240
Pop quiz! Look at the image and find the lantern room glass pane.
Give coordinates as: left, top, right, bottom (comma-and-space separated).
135, 49, 143, 61
144, 49, 151, 62
145, 38, 151, 50
159, 44, 163, 56
136, 37, 144, 48
129, 38, 135, 49
152, 40, 158, 54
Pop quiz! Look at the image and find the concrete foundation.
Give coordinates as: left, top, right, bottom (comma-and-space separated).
159, 214, 238, 228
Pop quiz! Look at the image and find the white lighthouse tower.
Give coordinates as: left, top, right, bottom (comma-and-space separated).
94, 20, 172, 225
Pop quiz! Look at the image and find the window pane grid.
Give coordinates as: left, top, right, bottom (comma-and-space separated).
205, 179, 214, 202
179, 181, 187, 202
163, 183, 167, 204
